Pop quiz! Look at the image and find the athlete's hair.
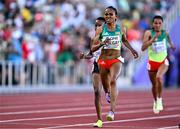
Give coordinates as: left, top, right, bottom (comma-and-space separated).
153, 15, 163, 22
96, 17, 105, 22
95, 17, 105, 27
105, 6, 117, 16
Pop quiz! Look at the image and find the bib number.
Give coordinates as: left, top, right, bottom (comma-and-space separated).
152, 39, 166, 53
102, 36, 120, 49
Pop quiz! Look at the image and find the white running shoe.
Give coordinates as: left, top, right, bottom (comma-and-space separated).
153, 101, 160, 114
106, 111, 114, 121
156, 98, 163, 111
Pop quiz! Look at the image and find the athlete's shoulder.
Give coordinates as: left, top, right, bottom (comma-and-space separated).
162, 29, 168, 35
116, 23, 124, 34
116, 24, 121, 30
100, 24, 107, 33
102, 23, 107, 29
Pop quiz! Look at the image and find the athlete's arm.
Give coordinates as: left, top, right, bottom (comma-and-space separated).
84, 51, 93, 59
91, 37, 110, 52
80, 38, 94, 60
166, 32, 176, 51
91, 26, 107, 52
121, 29, 138, 59
141, 30, 159, 51
79, 51, 93, 59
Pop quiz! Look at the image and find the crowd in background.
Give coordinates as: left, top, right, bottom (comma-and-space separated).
0, 0, 179, 86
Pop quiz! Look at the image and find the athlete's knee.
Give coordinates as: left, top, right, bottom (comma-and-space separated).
110, 79, 116, 87
156, 76, 163, 83
94, 88, 101, 97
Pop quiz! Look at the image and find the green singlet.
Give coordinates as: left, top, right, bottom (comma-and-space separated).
99, 24, 123, 50
148, 30, 168, 62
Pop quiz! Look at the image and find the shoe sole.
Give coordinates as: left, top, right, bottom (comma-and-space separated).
106, 115, 114, 121
93, 125, 102, 128
156, 107, 163, 111
153, 109, 160, 114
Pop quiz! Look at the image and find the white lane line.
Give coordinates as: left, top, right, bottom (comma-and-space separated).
0, 103, 152, 115
0, 107, 179, 123
38, 114, 180, 129
1, 97, 179, 109
0, 102, 93, 110
157, 126, 179, 129
1, 101, 180, 115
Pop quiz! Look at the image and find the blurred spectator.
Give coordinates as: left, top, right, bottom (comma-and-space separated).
0, 0, 177, 85
1, 0, 175, 64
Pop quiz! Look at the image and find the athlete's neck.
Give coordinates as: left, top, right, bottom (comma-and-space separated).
154, 29, 162, 33
155, 30, 162, 36
107, 23, 116, 31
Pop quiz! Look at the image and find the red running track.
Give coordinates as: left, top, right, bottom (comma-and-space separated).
0, 89, 180, 129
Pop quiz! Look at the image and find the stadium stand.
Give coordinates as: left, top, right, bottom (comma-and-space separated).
0, 0, 179, 92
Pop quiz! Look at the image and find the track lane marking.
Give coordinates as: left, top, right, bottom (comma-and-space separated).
0, 100, 180, 115
157, 126, 179, 129
1, 97, 179, 109
38, 114, 180, 129
0, 107, 179, 123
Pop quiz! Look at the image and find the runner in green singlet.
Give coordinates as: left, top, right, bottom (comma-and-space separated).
92, 6, 138, 122
142, 15, 175, 114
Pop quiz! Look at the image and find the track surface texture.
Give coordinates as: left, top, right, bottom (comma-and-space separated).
0, 89, 180, 129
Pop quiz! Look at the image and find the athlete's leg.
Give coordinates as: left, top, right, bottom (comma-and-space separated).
148, 71, 160, 113
98, 61, 110, 103
154, 63, 168, 112
109, 62, 121, 113
156, 63, 168, 98
148, 71, 157, 101
99, 66, 110, 93
92, 73, 102, 120
100, 71, 110, 103
100, 69, 110, 94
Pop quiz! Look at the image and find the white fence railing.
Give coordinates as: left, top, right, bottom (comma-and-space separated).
164, 0, 180, 31
0, 61, 93, 87
0, 60, 133, 87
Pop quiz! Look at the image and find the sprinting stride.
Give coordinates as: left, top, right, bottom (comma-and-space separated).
141, 15, 175, 114
92, 6, 138, 122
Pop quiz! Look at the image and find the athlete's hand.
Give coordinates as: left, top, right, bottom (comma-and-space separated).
131, 49, 139, 59
152, 32, 160, 42
85, 53, 93, 59
99, 38, 110, 47
170, 45, 176, 51
79, 53, 85, 59
103, 38, 110, 45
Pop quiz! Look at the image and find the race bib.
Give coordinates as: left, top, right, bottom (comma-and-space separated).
102, 36, 120, 49
152, 39, 166, 53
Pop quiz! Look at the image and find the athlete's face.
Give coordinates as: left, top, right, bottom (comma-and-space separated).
153, 18, 163, 32
104, 9, 116, 24
95, 20, 104, 30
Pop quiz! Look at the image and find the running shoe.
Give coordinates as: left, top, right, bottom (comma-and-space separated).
105, 92, 110, 103
156, 98, 163, 111
153, 101, 160, 114
93, 120, 103, 128
106, 111, 114, 121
